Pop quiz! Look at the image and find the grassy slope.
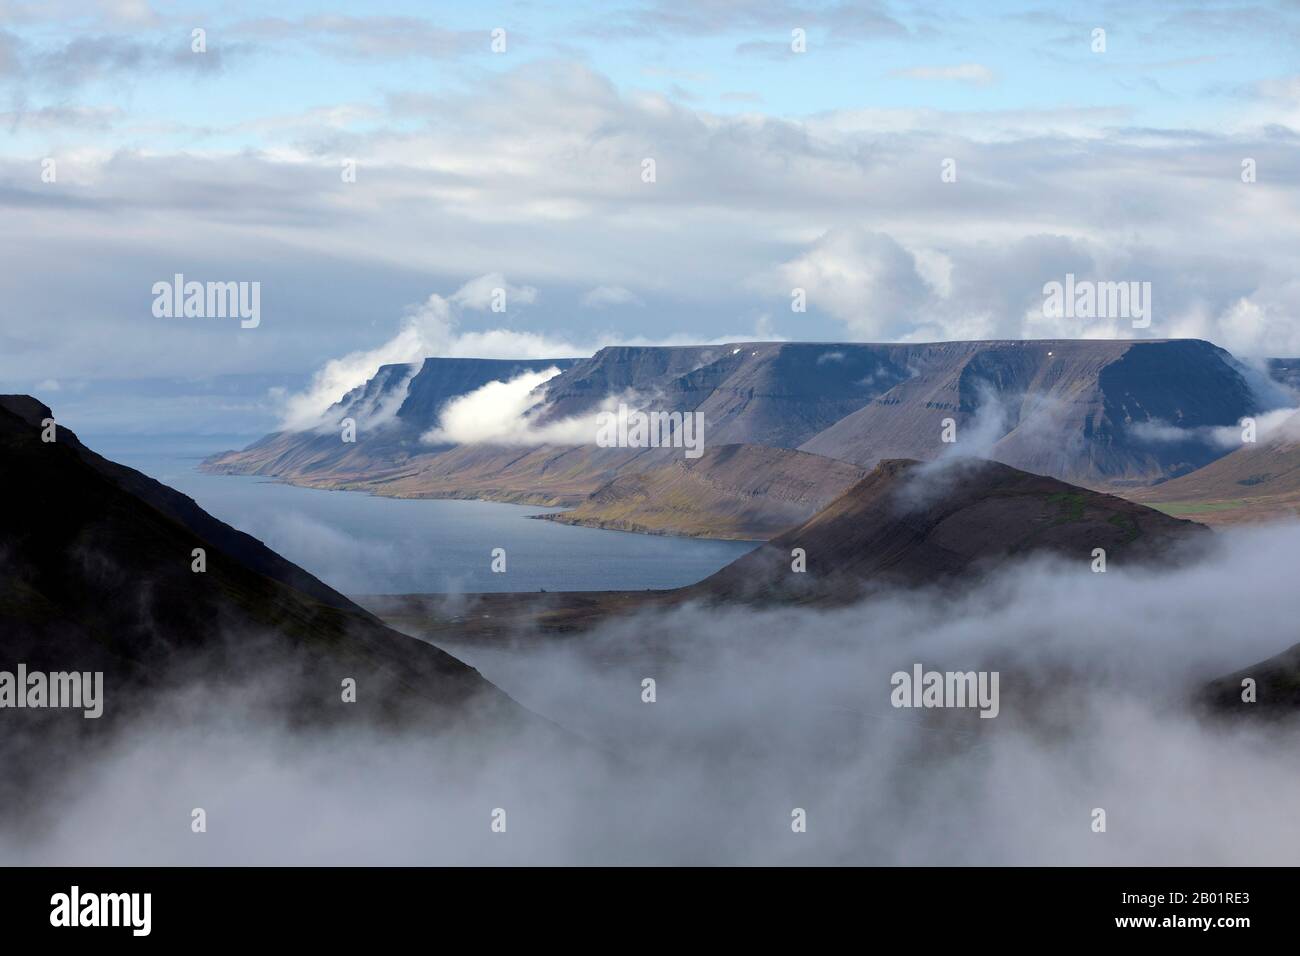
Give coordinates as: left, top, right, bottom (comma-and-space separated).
1128, 420, 1300, 526
535, 444, 868, 539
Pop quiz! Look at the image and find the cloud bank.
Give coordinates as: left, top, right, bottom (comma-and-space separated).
5, 522, 1300, 864
277, 276, 585, 431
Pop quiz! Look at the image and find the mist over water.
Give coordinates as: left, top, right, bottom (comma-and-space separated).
5, 521, 1299, 865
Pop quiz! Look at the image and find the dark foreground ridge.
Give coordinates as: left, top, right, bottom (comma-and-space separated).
1203, 642, 1300, 717
0, 395, 524, 766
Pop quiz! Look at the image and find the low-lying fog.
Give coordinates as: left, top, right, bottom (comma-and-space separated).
5, 523, 1300, 865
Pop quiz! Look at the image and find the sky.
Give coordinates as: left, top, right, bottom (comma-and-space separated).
3, 0, 1300, 434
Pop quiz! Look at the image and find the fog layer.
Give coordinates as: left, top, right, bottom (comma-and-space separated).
4, 524, 1299, 865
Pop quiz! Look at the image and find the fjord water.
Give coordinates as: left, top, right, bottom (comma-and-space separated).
95, 435, 756, 596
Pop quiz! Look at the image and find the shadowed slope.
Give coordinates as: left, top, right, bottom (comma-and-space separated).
0, 396, 519, 736
1204, 642, 1300, 717
693, 457, 1209, 604
800, 339, 1257, 487
367, 457, 1209, 647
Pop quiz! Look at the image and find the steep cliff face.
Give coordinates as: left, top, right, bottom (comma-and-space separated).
799, 339, 1260, 487
204, 356, 577, 479
397, 357, 578, 428
534, 342, 912, 447
535, 338, 1261, 486
334, 361, 422, 427
535, 344, 729, 420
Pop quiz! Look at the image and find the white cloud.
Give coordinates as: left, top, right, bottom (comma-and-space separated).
1128, 406, 1300, 450
1219, 406, 1300, 445
277, 307, 443, 432
772, 228, 934, 338
421, 368, 626, 446
11, 59, 1300, 401
277, 274, 571, 431
276, 273, 780, 434
448, 272, 538, 312
581, 285, 645, 309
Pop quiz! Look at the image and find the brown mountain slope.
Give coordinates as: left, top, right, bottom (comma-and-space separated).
202, 357, 578, 482
535, 444, 868, 539
212, 441, 679, 507
692, 457, 1209, 604
1129, 412, 1300, 526
356, 442, 672, 505
369, 458, 1210, 648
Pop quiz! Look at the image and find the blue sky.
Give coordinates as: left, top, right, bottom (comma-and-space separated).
3, 0, 1300, 434
6, 0, 1292, 142
0, 3, 1276, 137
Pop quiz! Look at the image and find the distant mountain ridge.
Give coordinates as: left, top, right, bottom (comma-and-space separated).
206, 356, 576, 483
798, 339, 1258, 487
532, 342, 914, 447
204, 339, 1275, 538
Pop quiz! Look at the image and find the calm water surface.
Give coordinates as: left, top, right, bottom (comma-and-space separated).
94, 435, 757, 595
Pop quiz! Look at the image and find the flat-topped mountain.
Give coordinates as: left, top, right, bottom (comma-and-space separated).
204, 356, 577, 480
798, 339, 1257, 487
204, 339, 1268, 538
532, 342, 914, 447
